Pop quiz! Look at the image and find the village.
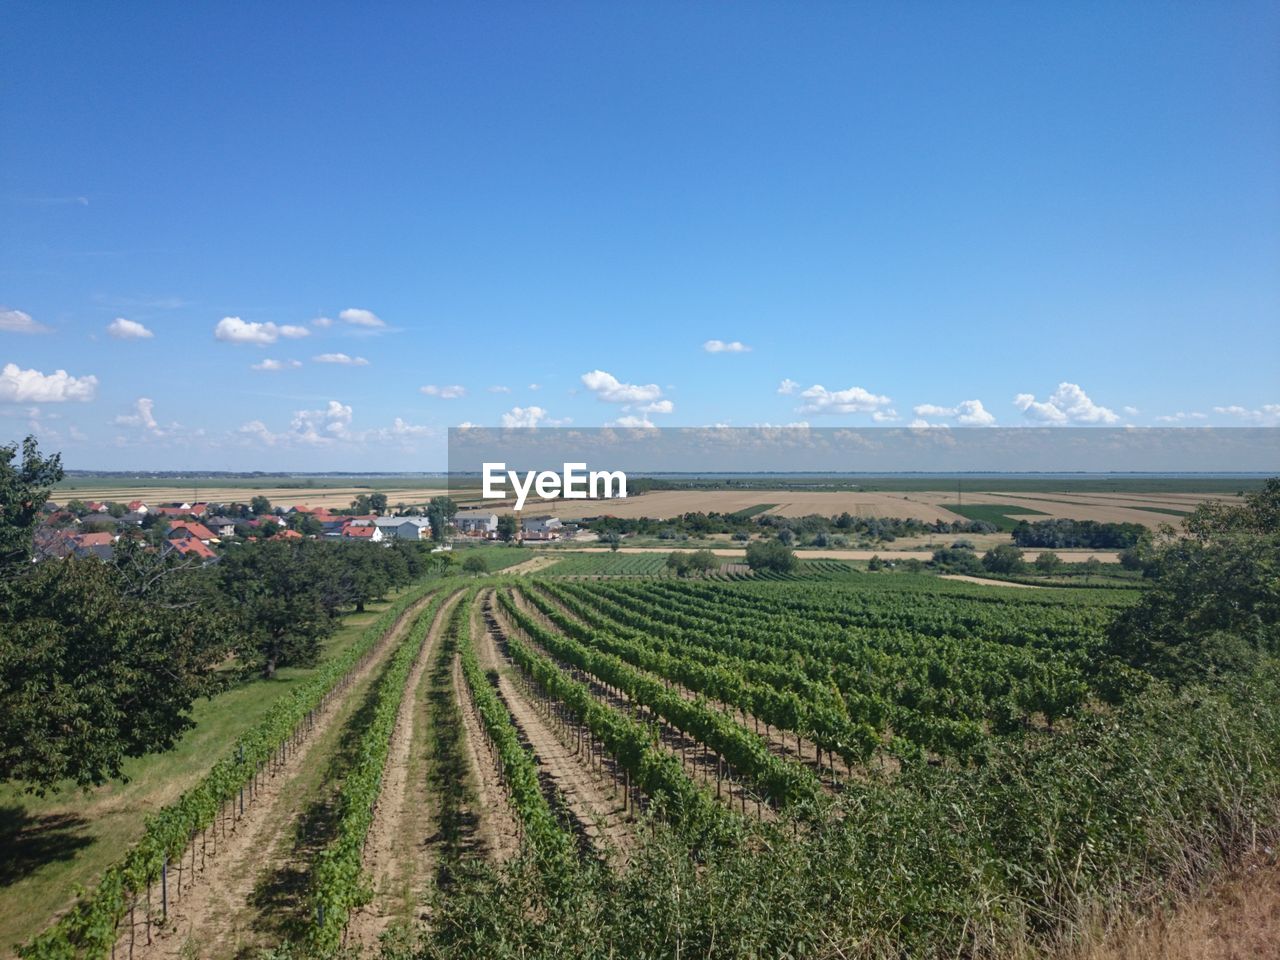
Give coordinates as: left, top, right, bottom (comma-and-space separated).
30, 496, 570, 564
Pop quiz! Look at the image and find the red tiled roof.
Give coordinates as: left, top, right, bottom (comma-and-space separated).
273, 528, 303, 540
342, 526, 376, 538
170, 539, 216, 559
168, 521, 216, 541
73, 532, 115, 547
127, 500, 145, 511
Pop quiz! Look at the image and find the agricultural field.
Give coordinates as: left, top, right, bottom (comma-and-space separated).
12, 509, 1280, 960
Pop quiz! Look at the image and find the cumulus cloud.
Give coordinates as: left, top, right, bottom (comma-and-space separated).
777, 378, 799, 395
703, 339, 751, 353
1214, 404, 1280, 425
107, 317, 154, 340
581, 369, 663, 405
0, 308, 50, 334
251, 358, 302, 372
0, 363, 98, 403
214, 316, 310, 345
313, 353, 370, 366
637, 399, 674, 414
339, 307, 385, 328
609, 415, 657, 429
1154, 411, 1208, 423
795, 383, 892, 415
290, 400, 354, 444
1014, 382, 1118, 424
238, 420, 279, 445
909, 418, 950, 430
420, 384, 466, 398
501, 405, 548, 428
487, 385, 512, 393
528, 383, 541, 391
911, 399, 996, 426
113, 397, 168, 435
311, 316, 334, 328
872, 409, 900, 422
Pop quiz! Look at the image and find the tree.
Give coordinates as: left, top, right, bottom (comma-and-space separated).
218, 541, 336, 678
250, 495, 272, 516
981, 543, 1025, 574
426, 496, 458, 543
497, 514, 518, 542
350, 493, 372, 514
463, 554, 489, 575
0, 555, 229, 791
666, 552, 690, 577
107, 502, 127, 518
369, 492, 389, 515
1034, 551, 1063, 575
1104, 479, 1279, 688
1083, 557, 1103, 581
777, 528, 795, 546
687, 549, 720, 577
746, 539, 796, 574
604, 531, 622, 553
0, 436, 63, 575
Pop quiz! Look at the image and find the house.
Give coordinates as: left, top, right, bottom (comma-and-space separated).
127, 500, 148, 514
85, 501, 109, 513
204, 516, 239, 538
374, 517, 432, 541
188, 503, 209, 518
454, 512, 498, 537
521, 515, 563, 540
341, 523, 383, 542
165, 538, 217, 561
272, 528, 303, 540
152, 506, 192, 519
120, 511, 148, 527
168, 521, 217, 543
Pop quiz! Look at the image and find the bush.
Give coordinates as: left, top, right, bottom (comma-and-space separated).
746, 539, 796, 574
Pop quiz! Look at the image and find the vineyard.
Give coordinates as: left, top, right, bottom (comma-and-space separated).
537, 551, 861, 580
12, 566, 1280, 960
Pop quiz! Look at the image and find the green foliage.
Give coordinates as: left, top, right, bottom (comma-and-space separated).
304, 589, 456, 953
462, 554, 489, 574
981, 543, 1025, 574
1104, 479, 1279, 687
249, 495, 272, 516
496, 514, 518, 542
0, 436, 63, 575
744, 539, 795, 574
20, 580, 443, 959
426, 497, 457, 543
1034, 550, 1063, 574
0, 555, 228, 791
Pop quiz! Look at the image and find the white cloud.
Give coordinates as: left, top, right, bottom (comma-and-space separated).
290, 400, 354, 444
777, 378, 799, 395
239, 420, 279, 445
339, 307, 385, 328
609, 415, 656, 428
214, 316, 311, 345
913, 399, 995, 426
528, 383, 541, 391
488, 385, 512, 393
0, 363, 98, 403
581, 369, 663, 404
501, 405, 548, 428
1123, 406, 1140, 417
311, 316, 334, 328
107, 317, 154, 340
909, 418, 950, 430
313, 353, 370, 366
1154, 411, 1208, 423
795, 383, 892, 415
251, 358, 302, 372
1014, 382, 1118, 424
1213, 404, 1280, 425
113, 397, 168, 435
872, 409, 900, 422
703, 339, 751, 353
421, 384, 466, 398
637, 399, 674, 414
0, 308, 50, 334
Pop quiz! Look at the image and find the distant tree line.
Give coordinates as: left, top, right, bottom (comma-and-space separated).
587, 510, 998, 545
1011, 518, 1145, 550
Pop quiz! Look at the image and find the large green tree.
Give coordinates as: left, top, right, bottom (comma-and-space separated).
0, 436, 63, 575
0, 554, 228, 791
1104, 479, 1280, 688
426, 496, 458, 543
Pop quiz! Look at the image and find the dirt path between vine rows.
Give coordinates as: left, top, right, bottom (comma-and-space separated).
476, 591, 634, 857
119, 591, 439, 960
346, 591, 462, 953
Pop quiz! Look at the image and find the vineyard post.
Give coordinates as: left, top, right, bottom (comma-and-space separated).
160, 858, 168, 921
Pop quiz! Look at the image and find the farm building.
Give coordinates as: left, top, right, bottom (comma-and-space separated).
454, 512, 498, 537
374, 517, 432, 540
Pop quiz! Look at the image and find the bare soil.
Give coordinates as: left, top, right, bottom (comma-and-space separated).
117, 590, 439, 960
346, 591, 463, 953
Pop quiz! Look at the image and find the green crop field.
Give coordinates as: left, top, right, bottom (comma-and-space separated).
939, 502, 1050, 530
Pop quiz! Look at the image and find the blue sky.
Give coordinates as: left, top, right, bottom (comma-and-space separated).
2, 2, 1277, 470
